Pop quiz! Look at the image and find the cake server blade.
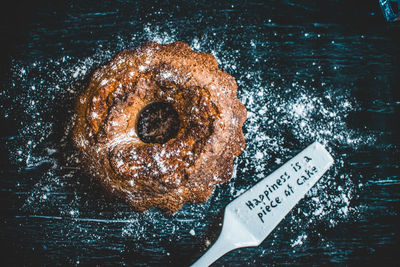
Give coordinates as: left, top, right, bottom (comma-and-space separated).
191, 141, 334, 266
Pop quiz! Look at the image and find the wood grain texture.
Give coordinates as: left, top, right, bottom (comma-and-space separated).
0, 0, 399, 266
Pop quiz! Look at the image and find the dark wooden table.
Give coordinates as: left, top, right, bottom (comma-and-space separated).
1, 0, 399, 266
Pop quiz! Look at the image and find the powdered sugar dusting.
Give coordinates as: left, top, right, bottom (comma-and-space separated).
1, 23, 379, 263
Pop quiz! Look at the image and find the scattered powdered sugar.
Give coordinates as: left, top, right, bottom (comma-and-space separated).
189, 229, 196, 236
291, 233, 308, 247
1, 24, 378, 262
138, 65, 147, 72
99, 78, 108, 86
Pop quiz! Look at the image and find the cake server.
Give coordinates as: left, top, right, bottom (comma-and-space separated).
191, 141, 334, 266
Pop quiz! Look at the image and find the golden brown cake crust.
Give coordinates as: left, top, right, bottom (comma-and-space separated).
72, 41, 246, 213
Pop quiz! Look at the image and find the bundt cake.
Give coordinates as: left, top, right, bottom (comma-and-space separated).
72, 41, 246, 213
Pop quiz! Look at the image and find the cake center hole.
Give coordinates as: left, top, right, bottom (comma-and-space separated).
137, 102, 180, 144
